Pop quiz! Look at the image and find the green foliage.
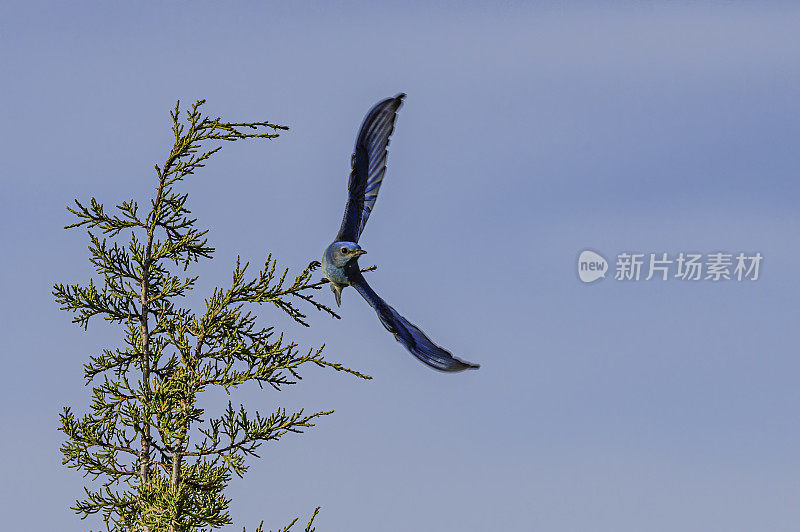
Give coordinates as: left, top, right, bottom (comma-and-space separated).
54, 100, 369, 531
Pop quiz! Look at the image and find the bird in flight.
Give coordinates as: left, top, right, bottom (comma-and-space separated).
316, 93, 479, 372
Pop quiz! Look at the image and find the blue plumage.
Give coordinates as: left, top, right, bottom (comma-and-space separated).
336, 94, 404, 243
321, 94, 479, 372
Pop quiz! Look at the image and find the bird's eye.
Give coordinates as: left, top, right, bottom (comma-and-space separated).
341, 247, 349, 254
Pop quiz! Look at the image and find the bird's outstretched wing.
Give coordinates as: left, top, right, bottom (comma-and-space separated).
336, 93, 406, 243
348, 269, 479, 372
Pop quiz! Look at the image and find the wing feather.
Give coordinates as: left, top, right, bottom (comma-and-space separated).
336, 94, 406, 243
348, 269, 479, 372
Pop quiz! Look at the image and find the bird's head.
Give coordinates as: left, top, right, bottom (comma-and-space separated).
326, 241, 367, 268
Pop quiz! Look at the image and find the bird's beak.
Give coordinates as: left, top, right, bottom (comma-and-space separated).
354, 249, 367, 256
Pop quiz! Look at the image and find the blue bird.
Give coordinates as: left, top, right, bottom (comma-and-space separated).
318, 94, 479, 372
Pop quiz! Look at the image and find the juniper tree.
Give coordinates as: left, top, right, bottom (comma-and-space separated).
54, 100, 370, 532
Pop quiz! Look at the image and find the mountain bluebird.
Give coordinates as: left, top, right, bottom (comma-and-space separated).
318, 93, 479, 372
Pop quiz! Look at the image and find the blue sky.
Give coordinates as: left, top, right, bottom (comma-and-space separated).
2, 2, 799, 530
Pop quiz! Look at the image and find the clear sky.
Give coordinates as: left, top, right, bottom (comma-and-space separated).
2, 2, 799, 531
